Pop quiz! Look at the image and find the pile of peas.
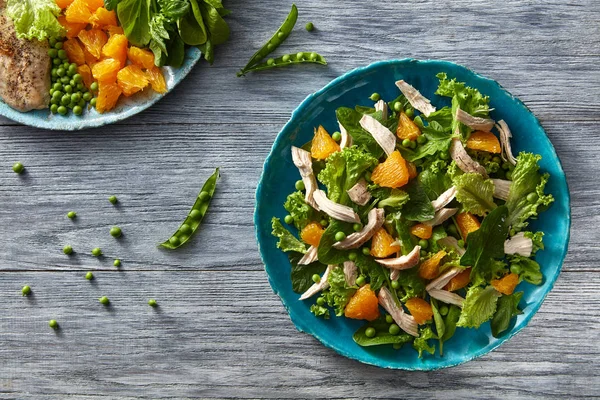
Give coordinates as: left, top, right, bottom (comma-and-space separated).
48, 37, 98, 116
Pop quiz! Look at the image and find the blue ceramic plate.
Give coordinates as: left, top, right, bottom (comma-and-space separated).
254, 59, 571, 370
0, 48, 201, 131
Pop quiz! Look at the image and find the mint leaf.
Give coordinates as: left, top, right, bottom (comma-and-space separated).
491, 291, 523, 337
453, 173, 497, 216
398, 120, 452, 162
271, 217, 306, 254
317, 219, 354, 265
457, 285, 501, 329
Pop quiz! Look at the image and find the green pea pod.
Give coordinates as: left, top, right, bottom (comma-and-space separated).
240, 4, 298, 71
237, 52, 327, 76
160, 168, 220, 249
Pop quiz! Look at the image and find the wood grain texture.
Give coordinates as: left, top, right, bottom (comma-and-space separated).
0, 0, 598, 398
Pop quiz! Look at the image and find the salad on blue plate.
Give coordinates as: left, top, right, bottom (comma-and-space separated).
271, 73, 554, 358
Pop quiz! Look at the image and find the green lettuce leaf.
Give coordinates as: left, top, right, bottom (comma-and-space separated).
271, 217, 306, 254
323, 266, 356, 316
457, 285, 501, 328
377, 189, 410, 209
336, 107, 385, 159
6, 0, 65, 41
310, 303, 330, 319
289, 252, 327, 293
388, 212, 417, 255
505, 153, 554, 231
491, 291, 523, 337
423, 106, 454, 130
453, 173, 497, 216
525, 231, 545, 254
413, 326, 437, 358
429, 225, 448, 253
393, 268, 426, 302
284, 191, 317, 230
419, 163, 452, 200
398, 120, 453, 162
353, 317, 413, 347
401, 180, 436, 222
509, 255, 542, 285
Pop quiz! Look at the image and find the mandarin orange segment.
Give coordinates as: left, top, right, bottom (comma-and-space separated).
83, 46, 98, 67
146, 67, 168, 94
370, 227, 400, 258
419, 250, 446, 280
58, 16, 86, 38
91, 58, 121, 83
444, 268, 471, 292
466, 131, 502, 153
106, 25, 125, 36
82, 0, 105, 12
456, 212, 481, 241
491, 273, 520, 295
78, 29, 108, 59
410, 223, 432, 240
56, 0, 75, 9
300, 222, 325, 247
396, 112, 421, 141
77, 65, 93, 88
63, 38, 85, 65
407, 161, 418, 179
128, 46, 156, 70
102, 34, 128, 68
344, 284, 380, 321
117, 65, 149, 97
96, 81, 122, 113
66, 0, 92, 24
405, 298, 433, 325
310, 125, 340, 160
371, 150, 410, 188
89, 7, 118, 28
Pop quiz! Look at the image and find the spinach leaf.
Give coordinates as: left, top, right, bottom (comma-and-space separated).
118, 0, 151, 47
200, 2, 229, 45
491, 291, 523, 337
419, 164, 451, 200
198, 37, 214, 64
158, 0, 189, 19
317, 219, 354, 265
336, 107, 385, 159
178, 0, 207, 45
166, 31, 186, 67
289, 252, 327, 293
354, 253, 387, 291
353, 317, 413, 347
401, 179, 436, 222
441, 305, 461, 342
104, 0, 120, 12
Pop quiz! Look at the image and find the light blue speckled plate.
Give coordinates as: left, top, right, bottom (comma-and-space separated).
254, 59, 571, 370
0, 48, 201, 131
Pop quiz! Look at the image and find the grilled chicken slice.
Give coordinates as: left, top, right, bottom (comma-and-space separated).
338, 121, 353, 149
375, 99, 388, 120
496, 120, 517, 166
378, 287, 419, 337
426, 267, 464, 291
291, 146, 319, 210
299, 265, 333, 300
424, 208, 458, 227
298, 245, 319, 265
504, 232, 533, 257
343, 261, 357, 287
313, 189, 361, 223
431, 186, 457, 211
455, 108, 495, 132
333, 208, 384, 250
347, 179, 371, 206
375, 245, 421, 270
428, 289, 465, 308
492, 179, 511, 201
359, 114, 396, 156
395, 80, 436, 117
450, 138, 488, 177
0, 10, 50, 111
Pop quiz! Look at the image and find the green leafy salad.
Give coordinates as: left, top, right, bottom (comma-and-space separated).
271, 73, 554, 357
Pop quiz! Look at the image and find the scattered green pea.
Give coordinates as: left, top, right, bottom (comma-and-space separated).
420, 250, 427, 257
353, 223, 362, 232
440, 305, 449, 316
71, 93, 81, 103
12, 162, 24, 174
394, 102, 402, 112
53, 58, 62, 66
73, 105, 83, 116
362, 247, 370, 256
64, 85, 73, 94
83, 92, 92, 102
418, 239, 429, 250
284, 215, 294, 224
305, 22, 314, 31
90, 82, 98, 91
57, 106, 68, 115
61, 94, 71, 106
492, 156, 502, 164
385, 314, 393, 324
294, 180, 305, 191
369, 92, 381, 102
457, 239, 465, 248
50, 104, 59, 114
148, 299, 158, 307
60, 76, 70, 84
73, 73, 83, 83
49, 320, 59, 329
388, 324, 400, 335
439, 151, 449, 160
356, 275, 366, 286
348, 252, 357, 261
405, 108, 414, 118
311, 274, 321, 283
502, 162, 511, 170
334, 231, 346, 241
391, 280, 400, 289
417, 135, 427, 144
49, 38, 57, 47
54, 41, 63, 50
92, 247, 102, 257
99, 296, 110, 305
331, 131, 342, 141
58, 49, 67, 59
22, 285, 31, 296
365, 327, 376, 338
85, 272, 94, 280
110, 226, 122, 238
63, 245, 73, 255
316, 297, 325, 306
402, 138, 412, 147
108, 195, 118, 204
90, 98, 97, 107
527, 192, 538, 203
113, 259, 121, 267
409, 140, 417, 149
67, 211, 76, 219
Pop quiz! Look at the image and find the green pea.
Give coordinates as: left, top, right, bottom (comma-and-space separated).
49, 38, 57, 47
73, 105, 83, 116
527, 192, 538, 203
394, 102, 402, 112
362, 247, 370, 256
457, 239, 465, 248
199, 191, 210, 201
418, 239, 429, 250
57, 67, 66, 77
99, 296, 110, 305
294, 180, 305, 191
388, 324, 400, 335
365, 327, 376, 338
61, 95, 71, 106
90, 98, 97, 107
402, 139, 411, 147
284, 215, 294, 224
316, 297, 325, 306
110, 226, 122, 238
409, 140, 417, 149
417, 135, 427, 144
356, 275, 366, 286
58, 49, 67, 59
305, 22, 314, 31
277, 31, 285, 38
169, 236, 181, 246
334, 231, 346, 241
85, 272, 94, 280
92, 247, 102, 257
439, 151, 449, 160
49, 88, 56, 96
50, 104, 59, 114
348, 252, 357, 261
190, 209, 202, 220
309, 52, 318, 61
311, 274, 321, 283
49, 320, 59, 329
447, 224, 458, 236
63, 245, 73, 255
420, 250, 427, 257
369, 92, 381, 102
393, 343, 402, 350
113, 259, 121, 267
332, 131, 341, 141
51, 68, 58, 78
68, 63, 77, 75
108, 195, 118, 204
61, 76, 70, 84
282, 54, 291, 63
71, 93, 81, 103
83, 92, 92, 102
506, 171, 513, 180
64, 85, 73, 94
22, 285, 31, 296
52, 90, 62, 100
62, 61, 69, 69
267, 58, 275, 66
391, 280, 400, 289
353, 223, 362, 232
57, 106, 68, 115
53, 58, 62, 66
296, 52, 304, 60
54, 41, 63, 50
148, 299, 158, 307
48, 48, 58, 58
78, 99, 86, 108
502, 162, 511, 170
51, 97, 60, 106
405, 108, 414, 118
73, 73, 83, 83
176, 224, 191, 235
67, 211, 77, 219
267, 43, 274, 51
440, 305, 449, 316
12, 162, 24, 174
90, 82, 99, 91
76, 83, 85, 91
385, 314, 393, 324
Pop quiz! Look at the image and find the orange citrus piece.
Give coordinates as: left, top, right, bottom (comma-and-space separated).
58, 16, 86, 38
78, 29, 108, 59
63, 38, 85, 65
91, 58, 121, 83
344, 284, 380, 321
66, 0, 92, 24
146, 67, 168, 94
106, 25, 125, 36
444, 268, 471, 292
89, 7, 118, 28
396, 112, 420, 140
410, 223, 432, 240
82, 0, 105, 12
300, 222, 325, 247
117, 65, 149, 97
456, 212, 481, 241
466, 131, 501, 153
128, 46, 156, 70
371, 150, 410, 188
77, 65, 93, 88
419, 250, 446, 280
405, 297, 433, 324
370, 227, 400, 258
492, 273, 520, 295
102, 34, 128, 68
96, 81, 122, 113
311, 125, 340, 160
56, 0, 75, 9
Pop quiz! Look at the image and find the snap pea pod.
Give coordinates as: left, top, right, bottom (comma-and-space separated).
239, 4, 298, 73
237, 52, 327, 76
160, 168, 220, 249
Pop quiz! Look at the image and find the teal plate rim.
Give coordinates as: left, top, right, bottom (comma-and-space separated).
0, 48, 201, 131
254, 58, 571, 370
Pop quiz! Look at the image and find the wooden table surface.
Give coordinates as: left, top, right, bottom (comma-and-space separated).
1, 1, 599, 398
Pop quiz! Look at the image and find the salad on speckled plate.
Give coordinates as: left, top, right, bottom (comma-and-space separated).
271, 73, 553, 357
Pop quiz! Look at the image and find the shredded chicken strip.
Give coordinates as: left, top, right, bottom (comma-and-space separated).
343, 261, 357, 287
291, 146, 320, 210
450, 138, 488, 177
437, 236, 466, 256
455, 108, 495, 132
395, 80, 436, 117
338, 121, 353, 149
375, 99, 388, 120
299, 265, 333, 300
431, 186, 457, 211
333, 208, 384, 250
376, 245, 421, 270
496, 120, 517, 166
428, 289, 465, 307
426, 267, 464, 291
359, 114, 396, 156
347, 179, 371, 206
378, 287, 419, 337
313, 190, 361, 223
298, 245, 319, 265
424, 208, 458, 227
504, 232, 533, 257
492, 179, 511, 201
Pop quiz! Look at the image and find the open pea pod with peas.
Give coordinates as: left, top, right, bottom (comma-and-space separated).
160, 168, 220, 249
